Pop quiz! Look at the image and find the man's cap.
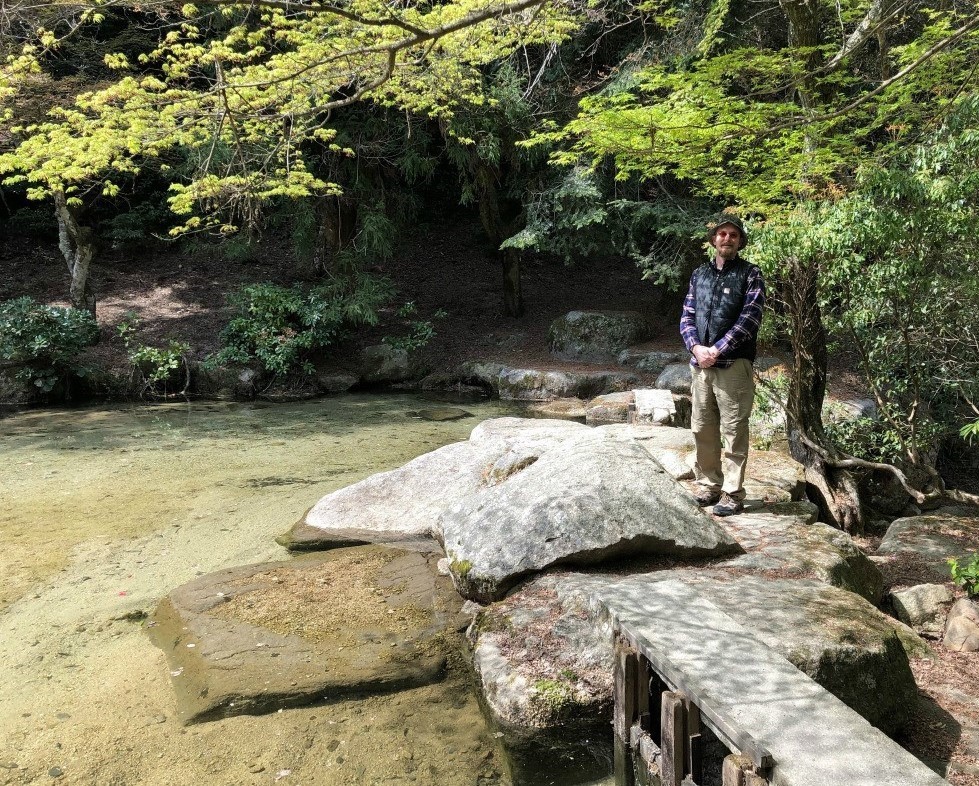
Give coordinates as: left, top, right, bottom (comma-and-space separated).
707, 213, 748, 249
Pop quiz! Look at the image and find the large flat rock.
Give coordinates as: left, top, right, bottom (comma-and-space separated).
440, 430, 740, 602
282, 418, 586, 549
719, 502, 885, 603
148, 546, 465, 723
597, 424, 805, 504
459, 361, 641, 401
877, 512, 979, 573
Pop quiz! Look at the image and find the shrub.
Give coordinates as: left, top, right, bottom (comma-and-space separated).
212, 274, 394, 376
948, 555, 979, 597
117, 313, 190, 397
0, 297, 100, 393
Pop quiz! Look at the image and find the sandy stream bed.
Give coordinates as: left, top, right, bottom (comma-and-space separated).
0, 398, 521, 786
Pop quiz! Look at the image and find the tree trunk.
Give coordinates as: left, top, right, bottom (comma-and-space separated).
476, 164, 524, 317
53, 190, 96, 316
782, 256, 864, 532
310, 194, 358, 276
502, 249, 524, 318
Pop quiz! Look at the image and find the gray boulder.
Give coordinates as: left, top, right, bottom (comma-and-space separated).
470, 570, 925, 741
598, 424, 805, 504
944, 598, 979, 652
632, 388, 675, 425
891, 584, 954, 637
877, 513, 979, 580
655, 362, 693, 394
527, 397, 587, 420
617, 348, 684, 375
282, 417, 587, 549
358, 344, 415, 384
547, 310, 651, 362
458, 361, 641, 401
719, 504, 885, 603
439, 430, 740, 602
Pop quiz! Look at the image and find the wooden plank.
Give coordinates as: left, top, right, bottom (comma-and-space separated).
660, 691, 685, 786
722, 754, 753, 786
683, 694, 702, 783
637, 655, 652, 722
614, 732, 636, 786
630, 723, 662, 786
614, 636, 638, 741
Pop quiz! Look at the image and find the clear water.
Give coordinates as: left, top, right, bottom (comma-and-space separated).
0, 394, 521, 611
0, 393, 614, 786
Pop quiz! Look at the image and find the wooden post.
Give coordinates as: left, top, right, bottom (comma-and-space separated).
684, 695, 702, 784
722, 754, 754, 786
614, 637, 638, 741
660, 691, 685, 786
614, 731, 636, 786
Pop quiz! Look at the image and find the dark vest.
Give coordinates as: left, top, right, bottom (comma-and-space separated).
693, 257, 757, 362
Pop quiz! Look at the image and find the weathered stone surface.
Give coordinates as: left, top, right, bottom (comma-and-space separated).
584, 391, 633, 424
358, 344, 416, 384
527, 397, 587, 420
411, 407, 472, 422
547, 310, 651, 362
471, 570, 925, 742
593, 579, 946, 786
718, 505, 885, 603
457, 361, 641, 401
617, 348, 683, 374
597, 424, 804, 504
315, 372, 358, 394
944, 598, 979, 652
877, 514, 979, 574
439, 430, 740, 602
285, 418, 586, 548
655, 363, 693, 394
148, 546, 464, 723
632, 388, 675, 425
891, 584, 955, 637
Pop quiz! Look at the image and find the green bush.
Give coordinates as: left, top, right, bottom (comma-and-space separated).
0, 297, 100, 392
948, 555, 979, 597
212, 275, 394, 376
117, 313, 190, 396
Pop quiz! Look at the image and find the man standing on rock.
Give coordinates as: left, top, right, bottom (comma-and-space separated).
679, 214, 765, 516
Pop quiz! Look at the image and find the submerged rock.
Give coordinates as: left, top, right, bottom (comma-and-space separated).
148, 546, 465, 723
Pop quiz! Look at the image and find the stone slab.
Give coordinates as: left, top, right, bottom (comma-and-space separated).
592, 579, 949, 786
633, 388, 675, 425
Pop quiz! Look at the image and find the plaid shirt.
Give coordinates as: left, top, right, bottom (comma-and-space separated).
679, 259, 766, 368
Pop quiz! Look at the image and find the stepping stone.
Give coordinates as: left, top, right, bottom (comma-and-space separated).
633, 388, 675, 425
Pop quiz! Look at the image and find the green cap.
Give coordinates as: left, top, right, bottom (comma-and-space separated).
707, 213, 748, 249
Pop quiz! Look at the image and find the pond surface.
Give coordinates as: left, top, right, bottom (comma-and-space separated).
0, 393, 613, 786
0, 394, 521, 611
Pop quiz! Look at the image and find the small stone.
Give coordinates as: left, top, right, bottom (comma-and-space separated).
48, 767, 63, 778
327, 739, 340, 752
248, 763, 265, 773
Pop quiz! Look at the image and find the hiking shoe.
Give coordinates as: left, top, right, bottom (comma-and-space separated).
712, 492, 744, 517
693, 487, 722, 507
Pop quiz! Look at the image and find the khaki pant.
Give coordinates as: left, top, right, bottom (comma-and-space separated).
690, 358, 755, 499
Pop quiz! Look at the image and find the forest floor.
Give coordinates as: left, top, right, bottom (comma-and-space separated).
2, 212, 978, 785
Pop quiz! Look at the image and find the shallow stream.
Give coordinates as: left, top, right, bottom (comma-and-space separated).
0, 394, 612, 786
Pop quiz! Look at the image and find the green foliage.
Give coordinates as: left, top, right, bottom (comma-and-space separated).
117, 313, 190, 396
213, 275, 394, 376
0, 297, 99, 392
382, 302, 448, 352
751, 94, 979, 473
962, 421, 979, 442
948, 555, 979, 597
